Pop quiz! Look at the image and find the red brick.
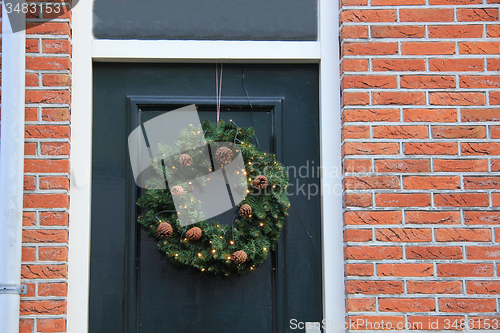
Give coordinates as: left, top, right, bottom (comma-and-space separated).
40, 212, 68, 226
434, 159, 488, 172
376, 228, 431, 242
493, 159, 500, 171
458, 8, 499, 21
430, 0, 481, 3
429, 24, 484, 38
400, 8, 454, 22
405, 142, 458, 155
344, 176, 399, 190
432, 126, 486, 139
439, 298, 496, 313
465, 176, 500, 189
20, 300, 66, 315
434, 193, 489, 207
26, 56, 70, 71
372, 58, 425, 72
346, 280, 403, 294
25, 73, 39, 87
462, 142, 500, 155
462, 108, 500, 122
429, 58, 484, 72
406, 211, 461, 225
490, 125, 500, 138
345, 246, 402, 260
377, 263, 433, 277
19, 319, 34, 333
25, 125, 70, 139
343, 42, 398, 56
42, 39, 71, 54
343, 142, 399, 155
24, 159, 69, 173
467, 246, 500, 260
345, 298, 375, 312
408, 316, 466, 330
401, 75, 455, 89
346, 316, 404, 330
342, 92, 369, 106
344, 193, 372, 207
26, 23, 71, 35
345, 263, 374, 276
430, 92, 485, 106
373, 125, 428, 139
459, 42, 500, 54
41, 108, 70, 121
437, 263, 493, 277
340, 10, 397, 23
344, 211, 402, 225
403, 108, 457, 122
407, 246, 463, 260
404, 176, 459, 190
39, 246, 68, 261
23, 212, 36, 227
21, 264, 67, 279
371, 25, 425, 38
22, 247, 36, 262
40, 142, 70, 155
467, 281, 500, 294
23, 194, 69, 209
26, 39, 39, 53
379, 298, 435, 312
343, 125, 370, 139
25, 108, 38, 121
37, 318, 66, 333
461, 75, 500, 89
376, 193, 431, 207
344, 159, 371, 173
22, 229, 68, 243
491, 91, 500, 105
20, 283, 36, 298
24, 176, 36, 191
342, 75, 397, 89
42, 74, 71, 87
403, 42, 456, 56
344, 229, 372, 242
375, 159, 430, 172
38, 282, 67, 297
342, 59, 369, 72
26, 90, 70, 104
487, 58, 500, 71
373, 92, 425, 105
408, 281, 462, 294
493, 193, 500, 206
341, 26, 369, 40
40, 176, 69, 190
342, 108, 399, 122
465, 211, 500, 225
341, 0, 368, 5
371, 0, 424, 4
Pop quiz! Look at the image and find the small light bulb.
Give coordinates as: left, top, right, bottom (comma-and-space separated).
175, 253, 178, 257
230, 240, 234, 245
201, 268, 205, 271
184, 238, 188, 242
212, 249, 216, 253
220, 236, 223, 239
198, 253, 202, 257
260, 223, 263, 227
227, 256, 231, 260
246, 190, 250, 193
263, 247, 267, 251
248, 162, 252, 165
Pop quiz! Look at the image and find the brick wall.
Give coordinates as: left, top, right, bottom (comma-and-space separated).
341, 0, 500, 330
18, 4, 71, 333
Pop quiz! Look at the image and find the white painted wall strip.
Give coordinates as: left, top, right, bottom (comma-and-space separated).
92, 40, 321, 62
319, 0, 346, 332
0, 3, 26, 333
66, 0, 93, 331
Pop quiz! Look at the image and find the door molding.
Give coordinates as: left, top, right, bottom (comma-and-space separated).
69, 1, 343, 332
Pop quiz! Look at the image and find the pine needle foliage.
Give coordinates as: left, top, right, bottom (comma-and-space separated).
137, 120, 290, 275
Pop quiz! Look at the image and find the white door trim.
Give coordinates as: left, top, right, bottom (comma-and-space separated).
68, 0, 343, 332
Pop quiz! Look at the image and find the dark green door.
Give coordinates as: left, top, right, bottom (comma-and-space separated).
90, 63, 321, 333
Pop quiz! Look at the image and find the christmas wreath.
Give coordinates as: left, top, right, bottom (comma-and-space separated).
137, 120, 290, 275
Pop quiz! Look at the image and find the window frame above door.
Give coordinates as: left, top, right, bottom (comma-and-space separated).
68, 1, 344, 332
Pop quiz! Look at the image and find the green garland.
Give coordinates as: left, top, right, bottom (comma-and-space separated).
137, 120, 290, 275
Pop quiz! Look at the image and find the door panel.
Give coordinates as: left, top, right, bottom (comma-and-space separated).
90, 64, 321, 333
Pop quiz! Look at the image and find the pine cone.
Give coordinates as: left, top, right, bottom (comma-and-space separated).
179, 154, 193, 167
157, 222, 173, 239
171, 185, 185, 197
215, 147, 233, 165
186, 227, 202, 241
239, 204, 252, 218
253, 175, 269, 189
231, 250, 247, 264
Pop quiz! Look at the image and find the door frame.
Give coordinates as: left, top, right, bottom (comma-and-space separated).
68, 1, 344, 332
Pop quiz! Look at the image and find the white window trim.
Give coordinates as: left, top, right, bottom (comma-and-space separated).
68, 0, 343, 332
